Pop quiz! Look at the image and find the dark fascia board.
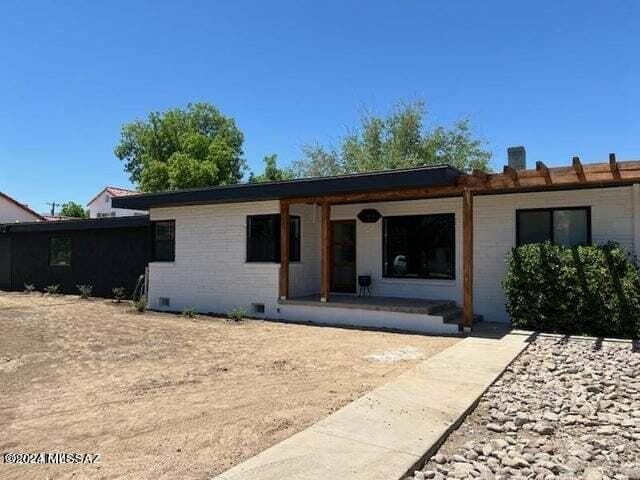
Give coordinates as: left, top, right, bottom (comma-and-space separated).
0, 215, 150, 234
112, 165, 462, 210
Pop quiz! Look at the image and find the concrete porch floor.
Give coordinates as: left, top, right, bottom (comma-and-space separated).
280, 294, 461, 318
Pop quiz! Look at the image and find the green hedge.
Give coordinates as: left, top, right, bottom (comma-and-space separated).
502, 242, 640, 338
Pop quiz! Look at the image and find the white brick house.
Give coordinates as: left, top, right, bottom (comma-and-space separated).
114, 159, 640, 334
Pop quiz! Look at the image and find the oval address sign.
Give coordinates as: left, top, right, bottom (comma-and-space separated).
357, 208, 382, 223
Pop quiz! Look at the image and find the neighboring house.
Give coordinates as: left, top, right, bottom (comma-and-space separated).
111, 152, 640, 334
87, 187, 147, 218
0, 191, 44, 223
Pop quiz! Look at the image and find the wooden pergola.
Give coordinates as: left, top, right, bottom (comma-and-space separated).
278, 156, 640, 331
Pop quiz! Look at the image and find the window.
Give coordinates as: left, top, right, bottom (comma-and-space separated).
152, 220, 175, 262
246, 214, 301, 262
516, 207, 591, 247
49, 237, 71, 267
383, 214, 455, 279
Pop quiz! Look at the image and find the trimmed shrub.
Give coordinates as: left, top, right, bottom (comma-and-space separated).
503, 242, 640, 338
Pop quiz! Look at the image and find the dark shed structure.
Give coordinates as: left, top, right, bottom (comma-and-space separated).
0, 216, 151, 297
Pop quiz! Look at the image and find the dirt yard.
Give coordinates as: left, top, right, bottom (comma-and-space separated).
0, 292, 458, 480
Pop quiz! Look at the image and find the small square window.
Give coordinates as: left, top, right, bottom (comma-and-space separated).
50, 237, 71, 267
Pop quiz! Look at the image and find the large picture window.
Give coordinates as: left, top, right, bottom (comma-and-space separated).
49, 237, 71, 267
247, 214, 301, 262
516, 207, 591, 247
152, 220, 175, 262
383, 214, 455, 280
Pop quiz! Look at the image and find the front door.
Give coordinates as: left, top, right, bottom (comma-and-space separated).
331, 220, 356, 293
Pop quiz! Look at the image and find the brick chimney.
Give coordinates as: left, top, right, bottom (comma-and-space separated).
507, 146, 526, 170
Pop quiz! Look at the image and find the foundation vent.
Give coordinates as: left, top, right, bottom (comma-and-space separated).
159, 297, 170, 307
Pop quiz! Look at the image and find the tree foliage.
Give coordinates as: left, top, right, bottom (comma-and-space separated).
293, 100, 491, 176
60, 201, 88, 218
249, 154, 294, 183
114, 103, 246, 192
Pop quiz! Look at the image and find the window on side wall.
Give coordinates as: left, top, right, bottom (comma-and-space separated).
152, 220, 175, 262
516, 207, 591, 247
246, 214, 301, 262
383, 213, 455, 280
49, 237, 72, 267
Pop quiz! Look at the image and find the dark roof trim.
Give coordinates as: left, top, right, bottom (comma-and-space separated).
0, 215, 150, 233
112, 166, 462, 210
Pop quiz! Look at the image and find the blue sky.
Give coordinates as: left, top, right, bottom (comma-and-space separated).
1, 1, 639, 213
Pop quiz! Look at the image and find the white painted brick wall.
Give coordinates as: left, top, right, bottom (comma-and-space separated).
289, 203, 320, 298
474, 186, 635, 323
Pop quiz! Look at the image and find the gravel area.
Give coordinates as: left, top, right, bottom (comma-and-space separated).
408, 335, 640, 480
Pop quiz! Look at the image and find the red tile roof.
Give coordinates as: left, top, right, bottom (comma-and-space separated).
87, 186, 140, 206
0, 191, 45, 221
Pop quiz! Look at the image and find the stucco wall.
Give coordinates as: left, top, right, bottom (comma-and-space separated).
0, 197, 41, 223
88, 191, 147, 218
474, 186, 637, 323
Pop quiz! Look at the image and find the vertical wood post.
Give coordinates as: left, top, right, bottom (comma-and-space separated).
320, 204, 331, 302
463, 189, 474, 332
633, 184, 640, 259
279, 201, 290, 300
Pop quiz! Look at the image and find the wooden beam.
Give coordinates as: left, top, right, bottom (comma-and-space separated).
609, 153, 621, 179
462, 189, 473, 332
572, 156, 586, 182
320, 204, 331, 302
536, 161, 552, 185
503, 165, 520, 186
279, 201, 290, 300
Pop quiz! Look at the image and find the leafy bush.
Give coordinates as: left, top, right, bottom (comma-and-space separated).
228, 307, 246, 322
44, 284, 60, 295
133, 298, 146, 313
182, 308, 197, 319
503, 242, 640, 338
23, 283, 35, 293
76, 284, 93, 299
112, 287, 126, 303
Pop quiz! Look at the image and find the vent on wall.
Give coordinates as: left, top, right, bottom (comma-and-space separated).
159, 297, 170, 307
252, 303, 265, 314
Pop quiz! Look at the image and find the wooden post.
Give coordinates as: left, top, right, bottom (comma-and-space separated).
320, 204, 331, 302
463, 189, 473, 332
279, 201, 290, 300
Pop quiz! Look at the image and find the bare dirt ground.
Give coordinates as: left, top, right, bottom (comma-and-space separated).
0, 292, 458, 480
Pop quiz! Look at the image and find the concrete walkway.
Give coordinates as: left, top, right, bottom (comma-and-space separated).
214, 328, 533, 480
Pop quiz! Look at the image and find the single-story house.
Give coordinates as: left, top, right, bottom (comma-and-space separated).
113, 153, 640, 334
0, 191, 45, 223
0, 216, 151, 297
87, 186, 148, 218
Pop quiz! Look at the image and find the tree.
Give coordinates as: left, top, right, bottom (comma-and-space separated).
294, 100, 491, 176
114, 103, 246, 192
249, 154, 295, 183
60, 201, 88, 218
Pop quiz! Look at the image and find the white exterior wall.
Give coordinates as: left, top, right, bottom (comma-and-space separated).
88, 191, 147, 218
474, 186, 637, 323
0, 197, 41, 223
289, 203, 320, 298
331, 198, 463, 303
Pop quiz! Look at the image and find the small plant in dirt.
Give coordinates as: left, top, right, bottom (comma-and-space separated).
133, 298, 146, 313
182, 308, 197, 319
112, 287, 126, 303
76, 285, 93, 299
23, 283, 36, 293
228, 307, 246, 322
44, 284, 60, 295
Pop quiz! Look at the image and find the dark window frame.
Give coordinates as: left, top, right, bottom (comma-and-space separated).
152, 220, 176, 262
246, 214, 301, 263
382, 213, 456, 280
516, 206, 592, 247
49, 236, 72, 267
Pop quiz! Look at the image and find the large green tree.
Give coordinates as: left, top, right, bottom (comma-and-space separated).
249, 154, 294, 183
293, 100, 491, 176
60, 201, 88, 218
114, 103, 246, 192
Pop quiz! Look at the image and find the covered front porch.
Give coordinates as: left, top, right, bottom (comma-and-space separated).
276, 184, 475, 333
